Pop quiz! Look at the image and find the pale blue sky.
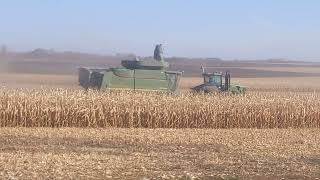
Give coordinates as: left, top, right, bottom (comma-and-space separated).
0, 0, 320, 60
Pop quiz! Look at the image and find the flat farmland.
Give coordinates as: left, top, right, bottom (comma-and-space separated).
0, 128, 319, 179
0, 73, 78, 89
2, 73, 320, 92
180, 77, 320, 92
1, 63, 320, 179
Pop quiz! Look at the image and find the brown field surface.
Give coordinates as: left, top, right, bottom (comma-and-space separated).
1, 63, 320, 179
2, 73, 320, 92
0, 73, 77, 89
180, 76, 320, 92
0, 128, 319, 179
238, 66, 320, 73
1, 60, 320, 91
198, 66, 320, 74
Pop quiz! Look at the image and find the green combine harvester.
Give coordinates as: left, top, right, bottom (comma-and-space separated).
192, 66, 247, 94
78, 45, 182, 92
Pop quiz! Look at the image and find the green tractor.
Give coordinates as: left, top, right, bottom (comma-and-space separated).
78, 45, 182, 92
191, 66, 246, 94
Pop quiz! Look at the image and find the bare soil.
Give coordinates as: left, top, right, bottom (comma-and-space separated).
1, 55, 320, 179
0, 128, 319, 179
2, 52, 320, 77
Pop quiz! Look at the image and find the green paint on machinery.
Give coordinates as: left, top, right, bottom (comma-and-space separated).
78, 45, 182, 92
191, 66, 247, 94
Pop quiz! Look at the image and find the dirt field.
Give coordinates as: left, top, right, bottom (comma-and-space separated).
0, 73, 77, 89
2, 72, 320, 92
1, 62, 320, 179
180, 76, 320, 92
2, 56, 320, 91
0, 128, 319, 179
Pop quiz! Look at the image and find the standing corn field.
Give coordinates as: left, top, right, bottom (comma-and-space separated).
0, 89, 319, 128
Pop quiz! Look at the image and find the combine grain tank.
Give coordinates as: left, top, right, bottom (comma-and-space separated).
78, 45, 182, 92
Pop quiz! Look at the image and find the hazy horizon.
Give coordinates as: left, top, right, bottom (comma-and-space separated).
1, 0, 320, 61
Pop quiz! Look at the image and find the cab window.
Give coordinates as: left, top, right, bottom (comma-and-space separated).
209, 75, 221, 86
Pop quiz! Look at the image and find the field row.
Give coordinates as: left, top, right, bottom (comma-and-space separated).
2, 73, 320, 92
0, 89, 319, 128
0, 128, 318, 179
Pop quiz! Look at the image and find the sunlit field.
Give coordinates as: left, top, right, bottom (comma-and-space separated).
0, 67, 320, 178
0, 89, 320, 128
0, 128, 319, 179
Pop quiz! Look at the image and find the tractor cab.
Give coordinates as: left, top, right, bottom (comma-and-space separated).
201, 66, 230, 91
203, 72, 223, 87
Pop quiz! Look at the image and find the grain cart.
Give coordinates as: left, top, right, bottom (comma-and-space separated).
78, 45, 182, 92
191, 66, 246, 94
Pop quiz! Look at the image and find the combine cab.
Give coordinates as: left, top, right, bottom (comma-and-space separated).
192, 66, 246, 94
78, 45, 182, 92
